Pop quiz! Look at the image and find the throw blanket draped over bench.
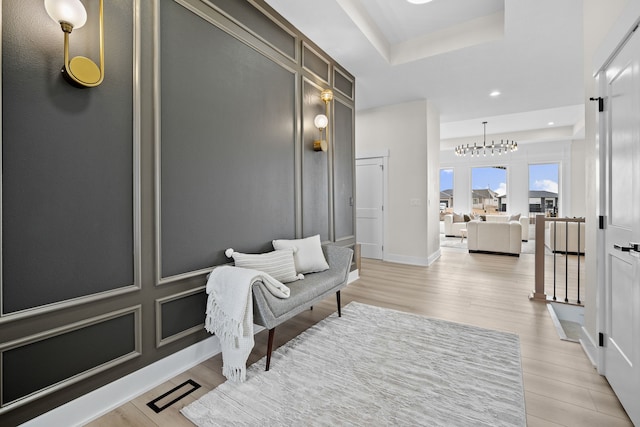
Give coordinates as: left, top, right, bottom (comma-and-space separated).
205, 266, 290, 382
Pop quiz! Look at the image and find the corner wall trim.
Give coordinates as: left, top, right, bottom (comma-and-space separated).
21, 335, 222, 427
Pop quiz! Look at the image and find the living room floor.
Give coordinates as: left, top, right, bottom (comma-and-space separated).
87, 249, 631, 426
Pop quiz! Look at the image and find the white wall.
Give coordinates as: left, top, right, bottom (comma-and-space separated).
426, 102, 441, 264
356, 100, 441, 266
440, 140, 579, 218
571, 140, 587, 217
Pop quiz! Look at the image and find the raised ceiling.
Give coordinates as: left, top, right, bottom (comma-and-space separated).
265, 0, 585, 143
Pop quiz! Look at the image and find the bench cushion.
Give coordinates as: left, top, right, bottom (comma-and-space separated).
254, 268, 345, 319
252, 245, 353, 330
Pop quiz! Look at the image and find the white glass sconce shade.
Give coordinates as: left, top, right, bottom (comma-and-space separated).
314, 114, 329, 130
45, 0, 87, 29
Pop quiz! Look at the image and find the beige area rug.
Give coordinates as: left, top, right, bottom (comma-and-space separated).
181, 302, 526, 426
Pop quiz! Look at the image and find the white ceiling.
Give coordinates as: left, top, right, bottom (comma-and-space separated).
265, 0, 586, 143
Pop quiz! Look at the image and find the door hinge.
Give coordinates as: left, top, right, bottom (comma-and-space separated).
599, 332, 605, 347
599, 215, 605, 229
589, 97, 604, 112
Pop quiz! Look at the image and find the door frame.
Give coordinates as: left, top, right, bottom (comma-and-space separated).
356, 149, 389, 261
595, 19, 640, 375
594, 19, 640, 425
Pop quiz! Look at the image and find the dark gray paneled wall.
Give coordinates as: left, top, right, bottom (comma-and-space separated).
302, 78, 331, 241
160, 0, 296, 277
2, 0, 134, 314
0, 0, 355, 424
334, 100, 355, 242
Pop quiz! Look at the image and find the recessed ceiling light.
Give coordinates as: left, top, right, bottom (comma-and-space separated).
489, 91, 501, 97
548, 121, 555, 126
407, 0, 433, 4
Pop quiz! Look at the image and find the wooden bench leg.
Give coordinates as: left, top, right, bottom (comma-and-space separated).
337, 291, 341, 317
266, 328, 275, 371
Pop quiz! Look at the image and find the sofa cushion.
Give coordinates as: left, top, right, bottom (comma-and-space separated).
485, 215, 509, 222
452, 213, 465, 223
508, 213, 521, 221
272, 234, 329, 274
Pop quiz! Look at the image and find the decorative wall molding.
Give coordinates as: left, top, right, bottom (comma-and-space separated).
155, 287, 207, 347
0, 306, 142, 414
0, 0, 142, 322
334, 67, 354, 100
302, 41, 331, 83
155, 0, 298, 284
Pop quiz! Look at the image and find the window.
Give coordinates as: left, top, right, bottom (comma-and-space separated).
471, 166, 507, 215
529, 163, 559, 218
439, 168, 454, 216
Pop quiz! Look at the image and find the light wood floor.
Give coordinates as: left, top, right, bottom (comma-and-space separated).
87, 249, 632, 426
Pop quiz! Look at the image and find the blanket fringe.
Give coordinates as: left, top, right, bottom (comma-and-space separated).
222, 365, 246, 383
205, 294, 243, 346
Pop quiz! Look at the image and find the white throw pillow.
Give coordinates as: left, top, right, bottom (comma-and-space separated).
272, 235, 329, 274
225, 248, 302, 283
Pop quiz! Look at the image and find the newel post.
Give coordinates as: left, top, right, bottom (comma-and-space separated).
531, 215, 548, 301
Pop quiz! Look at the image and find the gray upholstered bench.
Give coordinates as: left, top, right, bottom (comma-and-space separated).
251, 244, 353, 370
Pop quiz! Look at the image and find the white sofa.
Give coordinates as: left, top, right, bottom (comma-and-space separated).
546, 221, 585, 254
443, 214, 467, 237
484, 215, 529, 242
445, 214, 529, 241
467, 220, 522, 256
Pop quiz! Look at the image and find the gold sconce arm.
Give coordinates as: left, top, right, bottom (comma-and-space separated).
48, 0, 105, 88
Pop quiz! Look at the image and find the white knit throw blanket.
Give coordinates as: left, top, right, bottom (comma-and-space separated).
205, 266, 290, 382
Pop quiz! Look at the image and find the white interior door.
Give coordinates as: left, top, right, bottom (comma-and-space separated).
356, 158, 384, 259
602, 29, 640, 426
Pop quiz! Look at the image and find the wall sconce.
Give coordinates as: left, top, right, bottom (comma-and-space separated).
313, 89, 334, 152
45, 0, 104, 88
313, 114, 328, 152
320, 89, 334, 104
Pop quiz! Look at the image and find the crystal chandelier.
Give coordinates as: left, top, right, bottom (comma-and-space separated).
454, 121, 517, 157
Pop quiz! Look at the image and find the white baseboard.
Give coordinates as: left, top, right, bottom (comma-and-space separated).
348, 269, 359, 283
23, 335, 223, 427
427, 249, 441, 266
580, 326, 598, 368
383, 252, 429, 267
